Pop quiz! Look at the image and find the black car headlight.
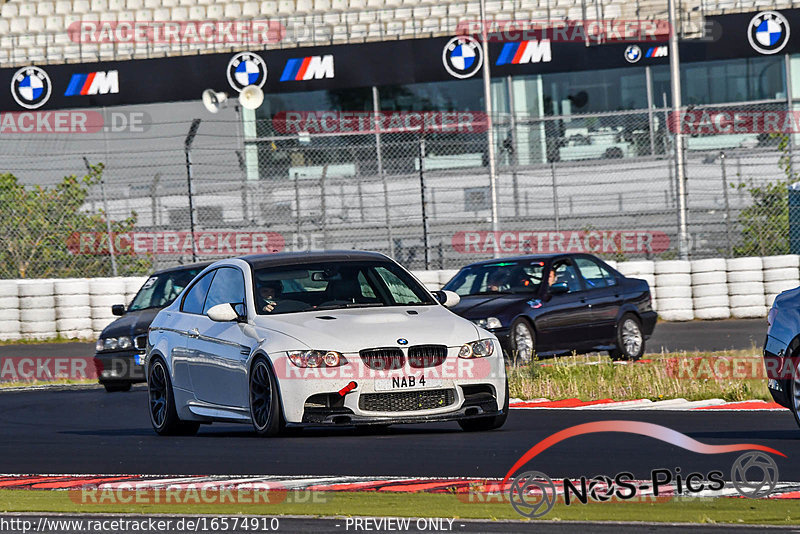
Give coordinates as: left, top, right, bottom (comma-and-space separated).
288, 350, 348, 368
96, 336, 132, 352
458, 339, 495, 359
473, 317, 502, 329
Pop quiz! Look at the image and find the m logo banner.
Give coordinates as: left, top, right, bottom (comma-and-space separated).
280, 55, 334, 81
496, 40, 552, 65
64, 71, 119, 96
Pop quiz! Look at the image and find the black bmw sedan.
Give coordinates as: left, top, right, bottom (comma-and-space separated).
94, 262, 210, 392
442, 254, 657, 363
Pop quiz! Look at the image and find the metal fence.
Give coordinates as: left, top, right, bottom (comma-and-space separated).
0, 97, 796, 278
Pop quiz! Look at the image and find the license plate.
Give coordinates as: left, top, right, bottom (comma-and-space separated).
134, 354, 143, 365
375, 375, 442, 391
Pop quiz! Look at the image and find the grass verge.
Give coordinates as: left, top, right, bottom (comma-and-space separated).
508, 349, 772, 402
0, 490, 798, 524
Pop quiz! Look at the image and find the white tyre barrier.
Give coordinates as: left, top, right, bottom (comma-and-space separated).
690, 258, 727, 273
20, 319, 57, 335
727, 270, 763, 283
762, 255, 800, 269
54, 279, 90, 295
17, 280, 54, 297
18, 295, 55, 310
438, 270, 460, 287
764, 280, 799, 295
694, 307, 731, 320
89, 279, 126, 295
0, 320, 21, 333
0, 281, 18, 298
92, 317, 115, 332
693, 295, 730, 309
0, 296, 20, 309
730, 294, 765, 308
731, 306, 767, 319
0, 308, 20, 321
124, 276, 148, 294
726, 257, 763, 271
605, 260, 618, 270
655, 297, 693, 311
728, 281, 764, 295
691, 271, 727, 285
20, 309, 56, 322
692, 284, 728, 298
654, 273, 691, 287
658, 309, 694, 321
90, 294, 126, 308
655, 260, 691, 274
655, 286, 692, 299
56, 306, 91, 320
763, 268, 799, 282
91, 307, 117, 320
55, 294, 90, 307
616, 260, 655, 276
411, 271, 442, 291
56, 317, 93, 332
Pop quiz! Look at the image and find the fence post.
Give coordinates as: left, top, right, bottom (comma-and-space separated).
418, 135, 430, 269
550, 161, 560, 232
372, 86, 394, 258
720, 151, 733, 258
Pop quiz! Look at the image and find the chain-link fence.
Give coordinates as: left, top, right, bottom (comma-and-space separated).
0, 97, 797, 278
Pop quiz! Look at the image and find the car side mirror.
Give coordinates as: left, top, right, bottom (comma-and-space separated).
434, 290, 461, 308
207, 303, 243, 322
111, 304, 126, 316
549, 281, 569, 295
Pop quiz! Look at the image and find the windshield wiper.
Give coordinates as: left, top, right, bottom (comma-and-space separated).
314, 302, 387, 310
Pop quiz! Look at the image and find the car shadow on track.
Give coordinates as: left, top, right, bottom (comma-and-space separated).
59, 425, 472, 439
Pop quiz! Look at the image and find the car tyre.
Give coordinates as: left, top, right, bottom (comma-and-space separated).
458, 380, 509, 432
148, 358, 199, 436
249, 357, 283, 437
790, 359, 800, 429
103, 382, 132, 393
609, 313, 645, 361
510, 318, 535, 365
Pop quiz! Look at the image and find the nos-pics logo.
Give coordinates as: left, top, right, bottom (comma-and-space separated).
11, 66, 52, 109
442, 36, 483, 79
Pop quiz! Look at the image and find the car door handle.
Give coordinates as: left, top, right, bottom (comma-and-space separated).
187, 328, 199, 338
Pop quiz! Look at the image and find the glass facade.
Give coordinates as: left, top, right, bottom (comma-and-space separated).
247, 54, 790, 178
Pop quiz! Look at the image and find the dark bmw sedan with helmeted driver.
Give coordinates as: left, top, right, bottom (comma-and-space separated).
442, 254, 657, 363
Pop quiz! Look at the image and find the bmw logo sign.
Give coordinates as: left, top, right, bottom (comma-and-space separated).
227, 52, 267, 92
397, 338, 409, 345
11, 66, 51, 109
624, 45, 642, 63
442, 36, 483, 79
748, 11, 790, 55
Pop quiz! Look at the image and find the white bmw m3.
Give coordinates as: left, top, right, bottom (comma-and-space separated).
145, 251, 508, 436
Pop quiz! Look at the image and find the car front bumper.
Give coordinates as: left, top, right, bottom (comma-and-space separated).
93, 351, 146, 383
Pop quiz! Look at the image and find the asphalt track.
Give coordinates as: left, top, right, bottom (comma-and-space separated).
0, 318, 768, 364
1, 385, 798, 480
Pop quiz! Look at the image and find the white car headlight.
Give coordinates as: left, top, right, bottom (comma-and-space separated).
103, 338, 118, 351
473, 317, 502, 329
458, 339, 495, 359
117, 336, 132, 349
288, 350, 348, 368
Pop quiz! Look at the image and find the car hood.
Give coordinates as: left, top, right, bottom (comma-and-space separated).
101, 308, 162, 339
253, 305, 480, 352
450, 294, 537, 318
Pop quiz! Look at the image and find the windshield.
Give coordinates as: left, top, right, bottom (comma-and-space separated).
253, 260, 436, 315
443, 261, 545, 296
127, 267, 204, 311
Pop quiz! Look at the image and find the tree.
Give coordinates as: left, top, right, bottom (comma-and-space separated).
0, 163, 151, 278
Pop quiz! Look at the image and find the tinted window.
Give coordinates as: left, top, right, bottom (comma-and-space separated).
181, 270, 215, 314
551, 261, 582, 293
203, 267, 246, 314
443, 261, 545, 296
575, 258, 609, 289
127, 267, 204, 311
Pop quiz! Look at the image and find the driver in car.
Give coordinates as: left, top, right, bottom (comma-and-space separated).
258, 280, 282, 313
